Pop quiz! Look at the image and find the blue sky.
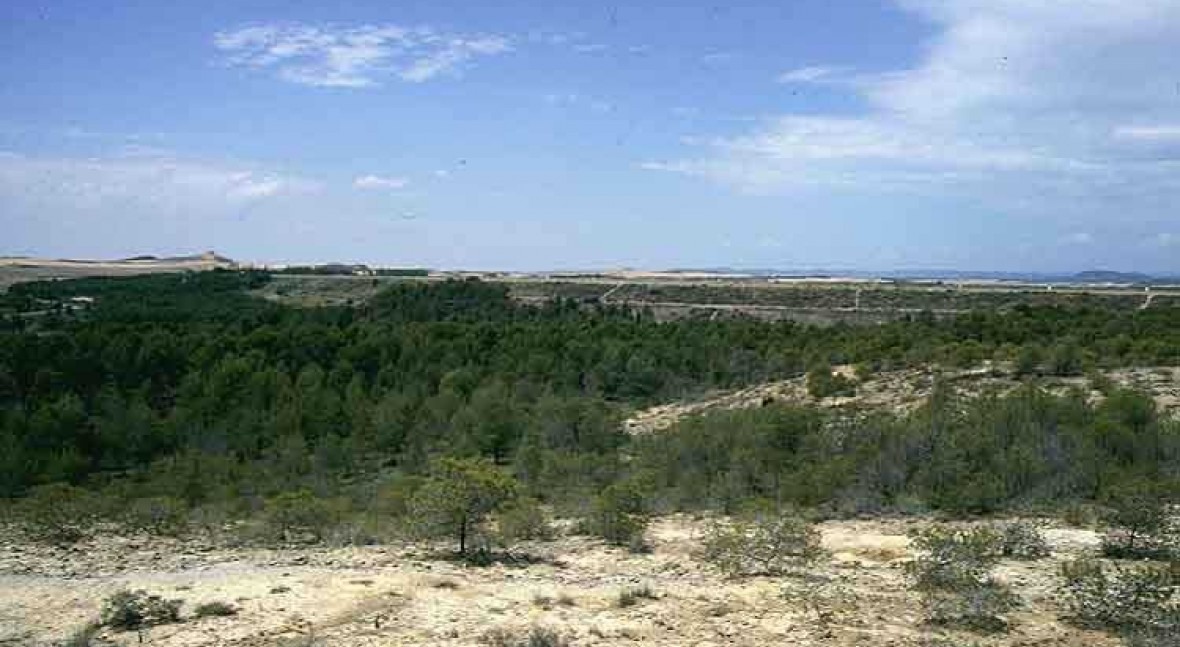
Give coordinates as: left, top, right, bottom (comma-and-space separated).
2, 0, 1180, 272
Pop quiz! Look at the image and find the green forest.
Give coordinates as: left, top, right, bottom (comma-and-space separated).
1, 271, 1178, 544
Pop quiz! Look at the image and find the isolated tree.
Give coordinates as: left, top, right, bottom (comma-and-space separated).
408, 457, 518, 556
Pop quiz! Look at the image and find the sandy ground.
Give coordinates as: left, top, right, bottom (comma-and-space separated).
0, 517, 1122, 647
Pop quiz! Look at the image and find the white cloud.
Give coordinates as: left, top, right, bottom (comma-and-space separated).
776, 65, 848, 84
646, 0, 1180, 220
0, 152, 316, 214
214, 23, 511, 87
353, 174, 410, 190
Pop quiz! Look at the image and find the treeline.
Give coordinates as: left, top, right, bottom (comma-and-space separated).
1, 272, 1179, 521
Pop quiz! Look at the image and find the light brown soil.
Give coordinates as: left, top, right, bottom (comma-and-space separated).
0, 517, 1122, 647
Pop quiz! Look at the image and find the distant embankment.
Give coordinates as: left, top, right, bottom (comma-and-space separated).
0, 253, 236, 291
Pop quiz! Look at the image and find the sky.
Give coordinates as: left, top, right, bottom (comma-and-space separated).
2, 0, 1180, 272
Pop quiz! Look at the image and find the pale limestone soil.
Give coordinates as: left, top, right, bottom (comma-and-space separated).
0, 517, 1122, 647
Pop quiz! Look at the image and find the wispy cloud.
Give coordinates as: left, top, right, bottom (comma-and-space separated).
353, 174, 410, 190
214, 23, 511, 87
1151, 232, 1179, 247
776, 65, 849, 84
0, 151, 317, 214
645, 0, 1180, 223
543, 92, 615, 113
1113, 125, 1180, 142
1062, 231, 1095, 245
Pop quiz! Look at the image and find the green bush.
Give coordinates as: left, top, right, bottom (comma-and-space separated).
1100, 484, 1176, 560
1060, 558, 1178, 631
700, 513, 825, 578
582, 481, 649, 550
264, 490, 348, 543
495, 497, 554, 543
13, 483, 97, 544
100, 590, 182, 630
996, 521, 1050, 560
192, 601, 237, 618
906, 527, 1003, 591
807, 367, 857, 399
906, 526, 1017, 632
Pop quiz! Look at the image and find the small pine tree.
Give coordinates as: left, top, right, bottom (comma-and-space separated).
408, 457, 518, 557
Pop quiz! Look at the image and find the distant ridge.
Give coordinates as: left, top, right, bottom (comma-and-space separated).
1, 251, 236, 268
1070, 270, 1155, 284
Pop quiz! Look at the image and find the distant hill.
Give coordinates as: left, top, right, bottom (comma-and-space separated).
0, 251, 238, 291
1070, 270, 1155, 284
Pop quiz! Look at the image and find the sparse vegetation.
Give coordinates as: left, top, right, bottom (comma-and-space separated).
782, 574, 859, 636
62, 622, 101, 647
482, 626, 570, 647
616, 584, 658, 608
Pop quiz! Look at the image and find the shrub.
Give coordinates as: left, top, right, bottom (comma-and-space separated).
13, 483, 97, 544
782, 574, 858, 636
582, 481, 649, 549
482, 626, 570, 647
807, 367, 857, 399
100, 590, 182, 630
1060, 558, 1178, 630
700, 513, 825, 578
920, 584, 1020, 633
996, 521, 1050, 560
192, 601, 237, 618
495, 497, 554, 543
264, 490, 348, 543
616, 584, 657, 608
124, 496, 188, 536
1100, 484, 1176, 560
62, 622, 101, 647
906, 527, 1002, 591
906, 526, 1017, 632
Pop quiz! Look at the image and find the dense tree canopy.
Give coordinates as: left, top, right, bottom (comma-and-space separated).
1, 271, 1178, 525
